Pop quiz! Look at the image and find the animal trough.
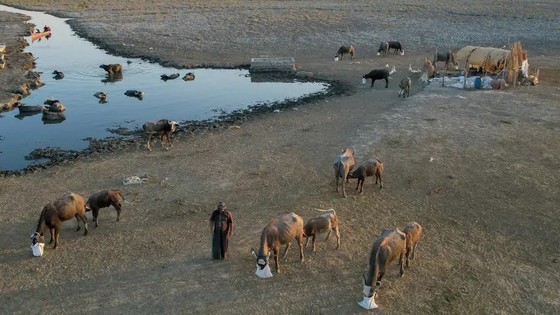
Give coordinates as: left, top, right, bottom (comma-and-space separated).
250, 57, 296, 73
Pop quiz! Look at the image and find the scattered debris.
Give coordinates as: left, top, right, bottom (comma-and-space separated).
123, 174, 149, 185
428, 186, 444, 195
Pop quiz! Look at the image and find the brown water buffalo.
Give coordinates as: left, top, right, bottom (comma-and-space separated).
303, 208, 340, 251
334, 147, 355, 198
335, 45, 355, 60
86, 189, 125, 228
361, 227, 406, 300
142, 119, 179, 151
252, 212, 305, 277
402, 222, 422, 267
348, 159, 384, 193
99, 63, 122, 74
34, 193, 89, 249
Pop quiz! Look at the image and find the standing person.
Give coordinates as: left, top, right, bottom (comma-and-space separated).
209, 201, 234, 259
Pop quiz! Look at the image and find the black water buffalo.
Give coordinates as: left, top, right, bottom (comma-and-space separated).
363, 70, 389, 88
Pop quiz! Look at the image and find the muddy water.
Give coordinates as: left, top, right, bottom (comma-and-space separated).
0, 5, 328, 171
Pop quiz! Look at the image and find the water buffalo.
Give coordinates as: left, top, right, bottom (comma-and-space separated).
86, 189, 125, 227
161, 73, 180, 81
183, 72, 196, 81
433, 51, 458, 70
99, 63, 122, 74
34, 193, 89, 249
358, 227, 406, 309
348, 159, 384, 193
335, 45, 355, 60
52, 70, 64, 80
303, 208, 340, 251
142, 119, 179, 151
399, 77, 411, 98
252, 212, 305, 278
124, 90, 144, 100
334, 147, 355, 198
363, 70, 389, 88
402, 222, 422, 267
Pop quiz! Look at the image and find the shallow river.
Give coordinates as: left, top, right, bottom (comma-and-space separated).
0, 5, 328, 171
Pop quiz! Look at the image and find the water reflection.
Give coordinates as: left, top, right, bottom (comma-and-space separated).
0, 4, 329, 171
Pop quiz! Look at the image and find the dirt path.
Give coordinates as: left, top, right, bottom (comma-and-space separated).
1, 1, 559, 314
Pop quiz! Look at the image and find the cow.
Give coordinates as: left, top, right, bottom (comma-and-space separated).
358, 227, 407, 309
86, 190, 125, 228
348, 159, 384, 194
363, 70, 389, 88
252, 212, 305, 278
99, 63, 122, 74
399, 77, 411, 98
335, 45, 355, 60
303, 208, 340, 251
142, 119, 179, 151
33, 193, 89, 249
334, 147, 356, 198
402, 222, 422, 267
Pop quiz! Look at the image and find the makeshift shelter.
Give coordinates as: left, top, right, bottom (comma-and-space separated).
454, 41, 528, 86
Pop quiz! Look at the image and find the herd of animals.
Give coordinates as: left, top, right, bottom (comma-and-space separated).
29, 143, 422, 309
24, 40, 436, 309
13, 63, 196, 123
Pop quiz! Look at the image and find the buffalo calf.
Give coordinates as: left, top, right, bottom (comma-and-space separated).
402, 222, 422, 267
86, 190, 125, 228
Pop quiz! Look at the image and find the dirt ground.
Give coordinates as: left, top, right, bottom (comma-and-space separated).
0, 1, 559, 314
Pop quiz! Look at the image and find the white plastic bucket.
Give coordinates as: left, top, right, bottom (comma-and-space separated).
334, 57, 339, 62
361, 78, 366, 85
31, 243, 45, 257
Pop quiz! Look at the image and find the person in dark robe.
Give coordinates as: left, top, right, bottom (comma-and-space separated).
209, 201, 234, 259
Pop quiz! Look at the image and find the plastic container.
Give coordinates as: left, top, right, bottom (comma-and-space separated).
31, 243, 45, 257
474, 77, 482, 89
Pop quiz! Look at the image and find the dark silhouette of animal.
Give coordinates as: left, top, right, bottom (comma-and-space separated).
182, 72, 196, 81
378, 41, 403, 55
43, 98, 65, 112
433, 51, 458, 70
34, 193, 89, 249
142, 119, 179, 151
362, 227, 406, 298
377, 42, 389, 55
348, 159, 384, 194
251, 212, 305, 276
99, 64, 122, 74
303, 208, 340, 251
402, 222, 422, 267
363, 70, 389, 88
124, 90, 144, 100
15, 101, 45, 113
399, 77, 411, 98
335, 45, 355, 60
161, 73, 180, 81
334, 147, 355, 198
86, 190, 125, 228
52, 70, 64, 80
93, 92, 108, 103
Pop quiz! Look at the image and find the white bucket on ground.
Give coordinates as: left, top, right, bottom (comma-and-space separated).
362, 78, 366, 85
334, 57, 339, 61
255, 264, 273, 278
31, 243, 45, 257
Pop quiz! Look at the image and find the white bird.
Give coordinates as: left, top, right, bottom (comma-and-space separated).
389, 65, 397, 75
408, 64, 422, 73
385, 63, 390, 68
